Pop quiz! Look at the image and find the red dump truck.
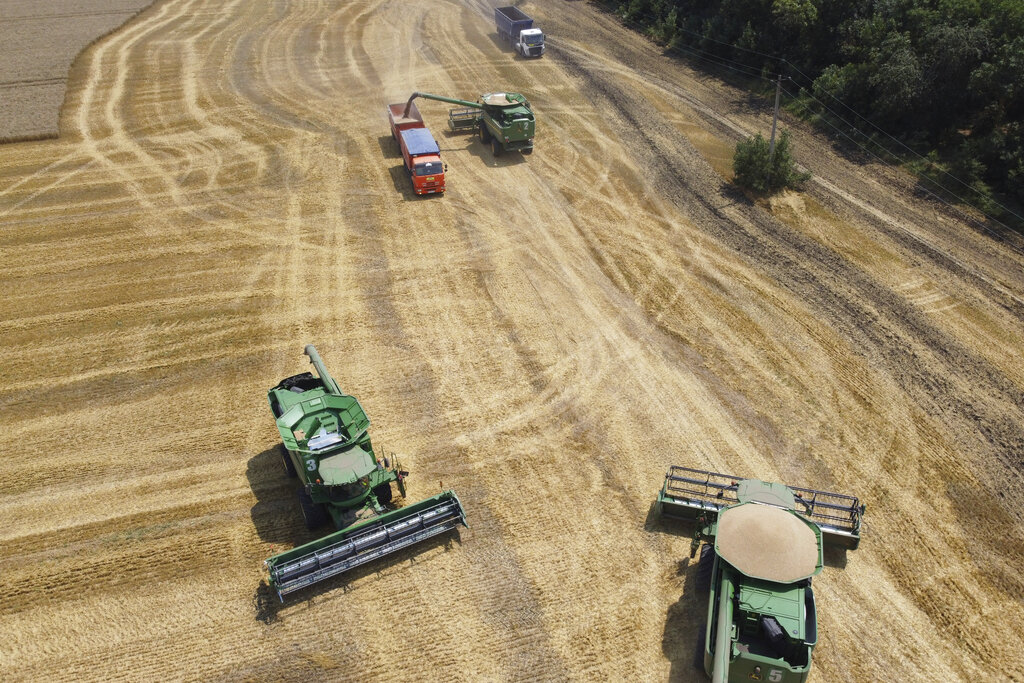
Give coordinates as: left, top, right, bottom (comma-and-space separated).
387, 101, 446, 195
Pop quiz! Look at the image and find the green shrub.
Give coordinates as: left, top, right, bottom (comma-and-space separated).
732, 130, 811, 194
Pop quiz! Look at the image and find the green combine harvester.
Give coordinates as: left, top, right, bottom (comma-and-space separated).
403, 90, 535, 156
263, 345, 466, 600
656, 465, 865, 683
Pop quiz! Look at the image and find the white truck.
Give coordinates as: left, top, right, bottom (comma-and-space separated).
494, 6, 545, 58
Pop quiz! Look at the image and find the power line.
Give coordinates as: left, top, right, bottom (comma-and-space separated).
604, 7, 1024, 232
666, 42, 772, 80
780, 84, 1024, 251
783, 62, 1024, 224
613, 8, 775, 78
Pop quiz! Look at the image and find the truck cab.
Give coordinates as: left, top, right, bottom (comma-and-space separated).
408, 152, 445, 195
517, 28, 545, 57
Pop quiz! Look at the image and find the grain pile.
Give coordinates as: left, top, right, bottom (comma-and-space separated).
716, 504, 819, 583
1, 0, 1022, 681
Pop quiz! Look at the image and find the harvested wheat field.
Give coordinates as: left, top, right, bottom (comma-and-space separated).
2, 0, 1023, 680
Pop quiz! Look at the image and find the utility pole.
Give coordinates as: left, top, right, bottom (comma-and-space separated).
769, 73, 782, 158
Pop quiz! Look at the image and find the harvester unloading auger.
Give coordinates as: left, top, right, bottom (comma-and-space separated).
656, 465, 865, 683
263, 345, 466, 600
403, 90, 535, 156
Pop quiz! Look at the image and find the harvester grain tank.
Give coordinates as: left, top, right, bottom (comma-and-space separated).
403, 91, 535, 156
263, 345, 466, 599
387, 100, 446, 195
495, 6, 545, 57
656, 465, 865, 682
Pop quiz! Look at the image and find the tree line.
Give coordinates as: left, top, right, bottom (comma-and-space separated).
603, 0, 1024, 230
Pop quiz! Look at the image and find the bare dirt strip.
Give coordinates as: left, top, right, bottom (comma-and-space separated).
1, 1, 1022, 681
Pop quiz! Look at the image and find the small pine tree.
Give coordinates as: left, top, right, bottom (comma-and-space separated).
733, 129, 810, 194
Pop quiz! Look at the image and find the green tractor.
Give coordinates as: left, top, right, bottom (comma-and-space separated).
656, 466, 865, 682
402, 90, 535, 156
263, 345, 466, 600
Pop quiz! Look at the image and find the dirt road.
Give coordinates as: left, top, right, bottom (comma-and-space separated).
2, 1, 1022, 680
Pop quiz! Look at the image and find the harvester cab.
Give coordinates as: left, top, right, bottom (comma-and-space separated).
656, 466, 865, 683
262, 345, 467, 600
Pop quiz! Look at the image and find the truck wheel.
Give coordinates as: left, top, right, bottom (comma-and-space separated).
491, 138, 502, 156
281, 445, 297, 478
479, 123, 491, 143
373, 482, 393, 505
298, 487, 328, 530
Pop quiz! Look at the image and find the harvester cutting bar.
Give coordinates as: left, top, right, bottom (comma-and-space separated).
658, 466, 865, 548
266, 491, 466, 600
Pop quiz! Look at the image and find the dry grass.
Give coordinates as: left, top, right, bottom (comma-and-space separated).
1, 1, 1023, 681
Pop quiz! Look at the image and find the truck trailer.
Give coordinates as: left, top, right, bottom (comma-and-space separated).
387, 101, 446, 195
495, 6, 545, 58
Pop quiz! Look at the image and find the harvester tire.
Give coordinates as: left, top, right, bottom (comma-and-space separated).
479, 123, 491, 144
693, 621, 707, 671
491, 138, 502, 157
281, 446, 297, 478
373, 482, 393, 504
298, 487, 328, 530
694, 542, 714, 593
522, 147, 533, 155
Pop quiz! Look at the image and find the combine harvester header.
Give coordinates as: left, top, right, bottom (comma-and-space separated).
658, 465, 865, 548
656, 465, 865, 683
263, 345, 466, 600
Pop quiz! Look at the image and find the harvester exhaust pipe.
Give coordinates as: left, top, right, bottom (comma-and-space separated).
304, 344, 343, 396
